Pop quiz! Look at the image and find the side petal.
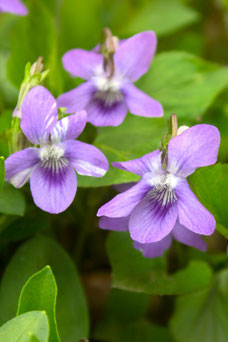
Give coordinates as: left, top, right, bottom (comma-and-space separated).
50, 110, 87, 143
62, 140, 109, 177
21, 86, 58, 145
0, 0, 28, 15
97, 180, 150, 218
167, 124, 220, 178
86, 97, 128, 127
134, 234, 172, 258
62, 49, 103, 80
176, 179, 216, 236
112, 150, 162, 177
57, 82, 95, 114
129, 192, 178, 243
99, 216, 129, 231
114, 31, 157, 82
30, 164, 77, 214
123, 83, 163, 117
172, 221, 207, 251
5, 148, 39, 188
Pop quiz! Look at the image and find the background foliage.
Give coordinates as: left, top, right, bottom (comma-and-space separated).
0, 0, 228, 341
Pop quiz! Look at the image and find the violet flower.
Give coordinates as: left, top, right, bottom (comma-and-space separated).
99, 182, 207, 257
57, 31, 163, 127
0, 0, 28, 15
97, 124, 220, 244
5, 86, 109, 214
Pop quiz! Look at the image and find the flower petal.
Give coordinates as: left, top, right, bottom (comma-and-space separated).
172, 221, 207, 251
176, 179, 215, 236
21, 86, 58, 145
112, 150, 162, 176
123, 83, 163, 117
5, 148, 39, 188
62, 140, 109, 177
57, 82, 95, 114
129, 191, 178, 243
50, 110, 87, 143
0, 0, 28, 15
114, 31, 157, 82
97, 180, 150, 218
62, 49, 103, 80
30, 163, 77, 214
99, 216, 129, 231
86, 97, 128, 127
167, 124, 220, 177
134, 234, 172, 258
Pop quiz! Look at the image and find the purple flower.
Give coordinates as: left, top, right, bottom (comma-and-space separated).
99, 216, 207, 258
0, 0, 28, 15
97, 124, 220, 244
57, 31, 163, 127
5, 86, 109, 214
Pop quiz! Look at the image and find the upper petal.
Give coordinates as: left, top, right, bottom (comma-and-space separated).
30, 163, 77, 214
114, 31, 157, 82
112, 150, 162, 177
99, 216, 129, 231
62, 49, 103, 80
50, 110, 87, 143
176, 179, 216, 236
129, 191, 178, 243
134, 234, 172, 258
172, 221, 207, 251
21, 86, 58, 145
57, 82, 95, 114
97, 180, 151, 218
62, 140, 109, 178
167, 124, 220, 178
0, 0, 28, 15
123, 83, 163, 117
5, 148, 39, 188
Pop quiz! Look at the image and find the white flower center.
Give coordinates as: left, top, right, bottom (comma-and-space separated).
40, 145, 67, 170
145, 172, 179, 206
91, 66, 124, 106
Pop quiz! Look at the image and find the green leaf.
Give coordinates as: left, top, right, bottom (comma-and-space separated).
7, 0, 63, 95
0, 183, 25, 216
189, 164, 228, 235
0, 311, 49, 342
0, 157, 4, 190
170, 269, 228, 342
138, 51, 228, 120
107, 232, 212, 295
0, 235, 89, 342
78, 116, 165, 187
17, 266, 60, 342
121, 0, 200, 37
94, 288, 173, 342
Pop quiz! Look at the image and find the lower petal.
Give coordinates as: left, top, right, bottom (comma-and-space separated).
0, 0, 28, 15
86, 97, 128, 127
5, 148, 39, 188
30, 164, 77, 214
176, 179, 216, 236
99, 216, 129, 231
57, 82, 95, 114
129, 192, 178, 243
134, 234, 172, 258
123, 83, 163, 118
172, 221, 207, 251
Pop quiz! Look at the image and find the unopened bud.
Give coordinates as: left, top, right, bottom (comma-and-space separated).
177, 125, 189, 135
30, 56, 44, 76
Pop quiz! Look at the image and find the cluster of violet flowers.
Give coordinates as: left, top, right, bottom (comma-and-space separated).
3, 1, 221, 258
